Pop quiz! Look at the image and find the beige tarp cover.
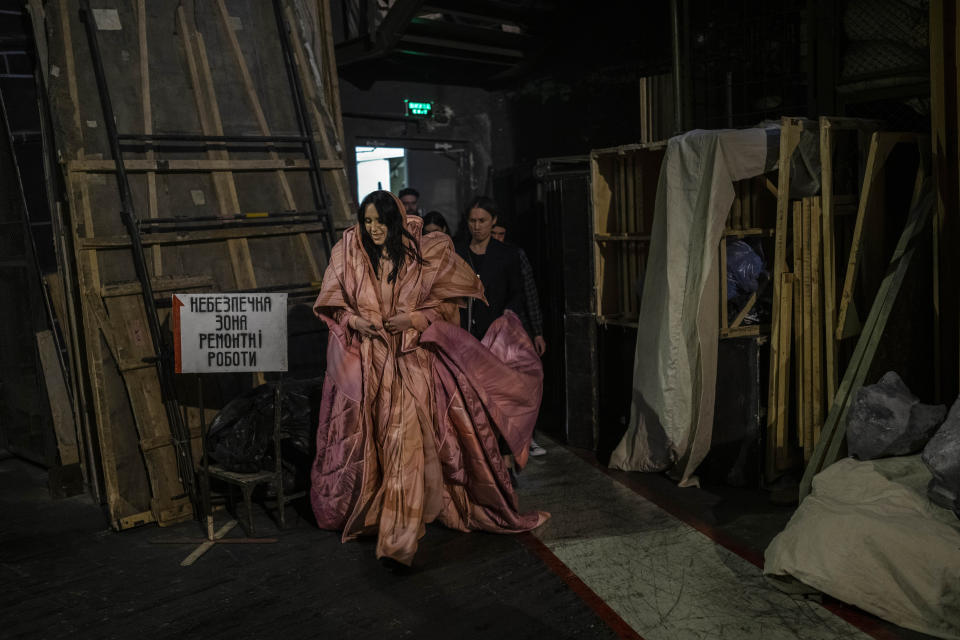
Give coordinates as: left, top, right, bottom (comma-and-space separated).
765, 456, 960, 639
609, 127, 775, 485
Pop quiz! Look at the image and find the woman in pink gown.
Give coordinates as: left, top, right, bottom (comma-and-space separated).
310, 190, 548, 566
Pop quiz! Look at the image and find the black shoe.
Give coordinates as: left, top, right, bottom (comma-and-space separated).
380, 556, 411, 574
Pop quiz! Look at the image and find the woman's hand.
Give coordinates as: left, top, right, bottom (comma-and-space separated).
348, 315, 382, 337
384, 313, 413, 334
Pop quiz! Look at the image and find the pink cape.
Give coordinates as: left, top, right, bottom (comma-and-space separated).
310, 214, 548, 564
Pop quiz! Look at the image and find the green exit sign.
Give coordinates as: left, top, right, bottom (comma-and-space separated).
404, 99, 433, 118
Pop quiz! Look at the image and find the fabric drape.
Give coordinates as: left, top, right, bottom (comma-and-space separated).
609, 127, 776, 486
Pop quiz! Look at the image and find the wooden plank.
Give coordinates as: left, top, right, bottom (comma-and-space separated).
100, 275, 215, 299
810, 197, 824, 448
36, 330, 79, 465
69, 169, 152, 528
284, 5, 355, 225
775, 273, 794, 458
766, 117, 803, 481
317, 0, 346, 148
137, 0, 161, 278
177, 6, 255, 291
214, 0, 321, 282
722, 228, 775, 238
836, 132, 918, 340
729, 291, 757, 329
720, 324, 765, 339
67, 158, 323, 173
78, 222, 330, 250
818, 117, 839, 407
801, 198, 814, 459
102, 293, 193, 526
801, 183, 935, 498
792, 201, 805, 450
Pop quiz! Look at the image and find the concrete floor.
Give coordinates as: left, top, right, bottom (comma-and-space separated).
0, 438, 937, 640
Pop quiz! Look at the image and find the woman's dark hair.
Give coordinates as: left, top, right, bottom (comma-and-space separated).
422, 210, 449, 234
466, 195, 499, 221
357, 190, 424, 282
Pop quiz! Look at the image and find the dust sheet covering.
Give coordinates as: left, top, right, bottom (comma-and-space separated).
764, 456, 960, 639
609, 127, 776, 485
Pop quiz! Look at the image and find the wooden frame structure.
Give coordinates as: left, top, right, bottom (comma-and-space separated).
38, 0, 351, 529
769, 115, 931, 488
590, 142, 665, 327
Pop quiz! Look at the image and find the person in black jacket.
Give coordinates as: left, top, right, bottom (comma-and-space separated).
455, 196, 524, 340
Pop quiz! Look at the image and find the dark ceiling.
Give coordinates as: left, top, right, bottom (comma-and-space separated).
334, 0, 673, 89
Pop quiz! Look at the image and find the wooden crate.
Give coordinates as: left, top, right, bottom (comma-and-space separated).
590, 142, 666, 326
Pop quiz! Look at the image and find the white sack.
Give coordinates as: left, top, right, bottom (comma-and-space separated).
765, 456, 960, 639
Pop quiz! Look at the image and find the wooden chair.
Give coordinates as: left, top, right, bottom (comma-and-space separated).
201, 381, 305, 536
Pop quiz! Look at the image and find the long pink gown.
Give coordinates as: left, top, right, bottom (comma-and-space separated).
310, 215, 548, 565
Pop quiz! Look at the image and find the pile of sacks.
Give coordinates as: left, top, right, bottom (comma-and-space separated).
847, 371, 960, 515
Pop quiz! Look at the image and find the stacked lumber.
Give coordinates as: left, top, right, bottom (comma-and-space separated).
767, 116, 931, 490
766, 192, 826, 472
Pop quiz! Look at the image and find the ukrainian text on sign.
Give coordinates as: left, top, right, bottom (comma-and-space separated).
172, 293, 287, 373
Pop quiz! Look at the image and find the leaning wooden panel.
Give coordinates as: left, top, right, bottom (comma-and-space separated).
41, 0, 346, 525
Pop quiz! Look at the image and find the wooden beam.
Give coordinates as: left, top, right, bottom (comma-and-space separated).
214, 0, 322, 282
765, 117, 803, 480
801, 198, 814, 457
178, 8, 257, 290
818, 117, 839, 405
67, 158, 328, 173
36, 330, 79, 465
137, 0, 161, 277
810, 196, 824, 448
100, 275, 215, 298
77, 222, 330, 249
792, 201, 805, 450
729, 291, 757, 329
284, 5, 355, 225
775, 273, 794, 462
836, 132, 919, 340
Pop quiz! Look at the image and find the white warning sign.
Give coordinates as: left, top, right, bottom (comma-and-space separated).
173, 293, 287, 373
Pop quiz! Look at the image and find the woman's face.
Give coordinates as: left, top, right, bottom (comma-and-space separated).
424, 223, 445, 234
468, 207, 496, 242
363, 203, 388, 246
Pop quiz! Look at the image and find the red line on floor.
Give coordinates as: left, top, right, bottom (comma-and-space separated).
518, 532, 644, 640
562, 446, 909, 640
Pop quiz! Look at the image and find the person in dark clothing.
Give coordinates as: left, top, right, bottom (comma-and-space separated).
455, 197, 524, 340
454, 196, 531, 481
491, 223, 546, 357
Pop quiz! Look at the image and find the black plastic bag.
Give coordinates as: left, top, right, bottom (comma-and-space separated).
206, 377, 323, 474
